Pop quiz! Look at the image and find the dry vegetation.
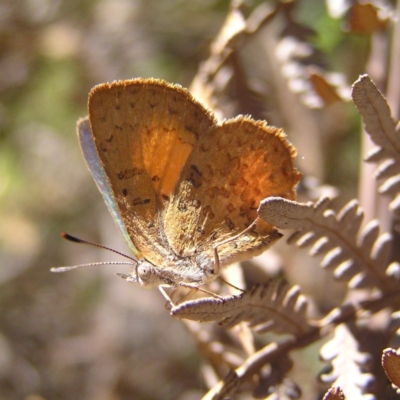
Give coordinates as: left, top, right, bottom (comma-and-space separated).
1, 0, 400, 399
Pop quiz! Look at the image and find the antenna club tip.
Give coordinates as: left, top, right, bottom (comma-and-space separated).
50, 267, 67, 273
61, 233, 82, 243
59, 233, 136, 261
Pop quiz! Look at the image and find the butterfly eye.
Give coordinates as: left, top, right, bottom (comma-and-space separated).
137, 262, 153, 281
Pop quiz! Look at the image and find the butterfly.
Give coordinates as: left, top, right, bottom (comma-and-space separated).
55, 78, 300, 299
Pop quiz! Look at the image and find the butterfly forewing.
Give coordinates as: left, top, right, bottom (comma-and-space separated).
87, 78, 216, 264
77, 117, 140, 257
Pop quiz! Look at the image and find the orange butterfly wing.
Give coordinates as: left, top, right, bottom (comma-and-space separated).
87, 78, 216, 265
164, 116, 301, 264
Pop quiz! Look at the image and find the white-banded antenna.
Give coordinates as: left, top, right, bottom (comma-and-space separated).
51, 261, 135, 273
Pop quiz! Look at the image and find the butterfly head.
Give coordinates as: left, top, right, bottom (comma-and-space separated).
116, 254, 218, 289
117, 259, 172, 288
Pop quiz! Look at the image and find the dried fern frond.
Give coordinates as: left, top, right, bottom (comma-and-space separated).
202, 340, 299, 400
322, 386, 345, 400
352, 74, 400, 215
253, 357, 300, 400
201, 369, 240, 400
190, 1, 276, 120
171, 281, 311, 335
319, 324, 375, 398
258, 197, 400, 291
182, 321, 247, 384
191, 1, 349, 119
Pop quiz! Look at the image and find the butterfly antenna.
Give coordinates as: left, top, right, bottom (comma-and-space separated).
61, 232, 137, 261
50, 233, 138, 273
51, 261, 135, 273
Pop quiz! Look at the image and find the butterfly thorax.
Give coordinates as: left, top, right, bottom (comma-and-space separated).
123, 253, 216, 288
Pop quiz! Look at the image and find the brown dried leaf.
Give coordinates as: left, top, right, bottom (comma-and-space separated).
171, 281, 311, 335
258, 197, 399, 291
327, 0, 391, 34
307, 69, 350, 107
345, 3, 388, 34
306, 67, 350, 108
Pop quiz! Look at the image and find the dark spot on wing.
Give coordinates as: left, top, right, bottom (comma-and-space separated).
118, 168, 144, 180
187, 164, 203, 188
225, 217, 235, 230
132, 197, 151, 206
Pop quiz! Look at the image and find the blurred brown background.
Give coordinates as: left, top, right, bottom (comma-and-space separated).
0, 0, 373, 399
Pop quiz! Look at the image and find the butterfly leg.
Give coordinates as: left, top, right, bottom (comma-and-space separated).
158, 284, 223, 309
212, 217, 260, 276
178, 283, 224, 299
218, 276, 245, 292
158, 284, 179, 308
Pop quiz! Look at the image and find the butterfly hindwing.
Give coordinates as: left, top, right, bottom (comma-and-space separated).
164, 116, 301, 264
